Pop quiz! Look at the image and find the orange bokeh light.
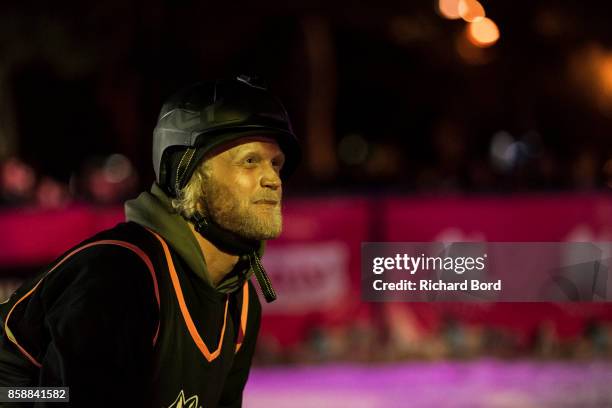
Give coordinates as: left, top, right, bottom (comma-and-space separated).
459, 0, 485, 23
437, 0, 462, 20
467, 18, 500, 47
568, 45, 612, 114
598, 55, 612, 96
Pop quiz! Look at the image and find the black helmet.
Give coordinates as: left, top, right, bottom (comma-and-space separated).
153, 75, 301, 197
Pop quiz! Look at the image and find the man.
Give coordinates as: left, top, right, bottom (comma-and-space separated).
0, 75, 301, 407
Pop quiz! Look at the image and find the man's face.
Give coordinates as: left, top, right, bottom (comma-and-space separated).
201, 138, 285, 241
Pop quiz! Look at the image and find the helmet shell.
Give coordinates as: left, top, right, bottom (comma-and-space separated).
153, 75, 301, 196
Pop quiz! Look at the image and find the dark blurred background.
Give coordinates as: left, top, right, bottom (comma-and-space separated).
1, 0, 611, 202
2, 1, 612, 406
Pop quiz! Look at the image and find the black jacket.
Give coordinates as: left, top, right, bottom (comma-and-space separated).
0, 186, 262, 408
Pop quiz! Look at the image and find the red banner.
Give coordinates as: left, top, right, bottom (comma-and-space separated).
2, 193, 612, 344
382, 194, 612, 339
261, 198, 370, 345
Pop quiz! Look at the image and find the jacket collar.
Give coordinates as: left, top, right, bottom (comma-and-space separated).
124, 183, 258, 294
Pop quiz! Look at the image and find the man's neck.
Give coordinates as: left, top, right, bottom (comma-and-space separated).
188, 223, 239, 287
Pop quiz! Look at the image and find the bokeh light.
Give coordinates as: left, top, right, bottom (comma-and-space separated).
490, 131, 514, 172
0, 157, 36, 200
103, 154, 133, 183
437, 0, 462, 20
569, 45, 612, 114
35, 177, 69, 209
597, 54, 612, 97
458, 0, 485, 23
467, 17, 500, 47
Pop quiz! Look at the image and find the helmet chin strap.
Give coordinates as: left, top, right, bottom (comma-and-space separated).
190, 213, 277, 303
191, 213, 258, 255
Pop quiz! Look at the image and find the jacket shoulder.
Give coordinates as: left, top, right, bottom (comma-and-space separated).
0, 223, 161, 370
38, 221, 159, 292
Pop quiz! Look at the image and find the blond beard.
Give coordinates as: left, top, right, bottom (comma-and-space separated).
200, 176, 282, 241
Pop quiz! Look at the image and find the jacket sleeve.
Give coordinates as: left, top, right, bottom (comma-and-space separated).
28, 245, 158, 407
217, 281, 262, 408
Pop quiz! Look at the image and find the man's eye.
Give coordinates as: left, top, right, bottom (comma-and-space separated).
245, 157, 257, 164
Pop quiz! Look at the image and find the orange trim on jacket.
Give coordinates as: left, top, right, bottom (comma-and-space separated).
147, 229, 250, 361
148, 230, 229, 362
235, 282, 249, 352
4, 240, 161, 368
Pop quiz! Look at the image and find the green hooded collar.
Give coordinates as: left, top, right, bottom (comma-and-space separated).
124, 183, 261, 294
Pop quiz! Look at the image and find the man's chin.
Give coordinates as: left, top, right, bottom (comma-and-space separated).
243, 226, 282, 241
219, 218, 282, 241
242, 213, 282, 240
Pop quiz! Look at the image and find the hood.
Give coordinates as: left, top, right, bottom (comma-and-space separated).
125, 183, 261, 294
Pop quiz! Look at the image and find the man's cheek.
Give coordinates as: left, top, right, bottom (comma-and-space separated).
236, 172, 261, 191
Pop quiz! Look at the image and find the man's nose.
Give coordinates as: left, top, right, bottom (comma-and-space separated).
261, 163, 282, 189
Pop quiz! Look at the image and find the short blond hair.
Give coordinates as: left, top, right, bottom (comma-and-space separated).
171, 160, 211, 219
